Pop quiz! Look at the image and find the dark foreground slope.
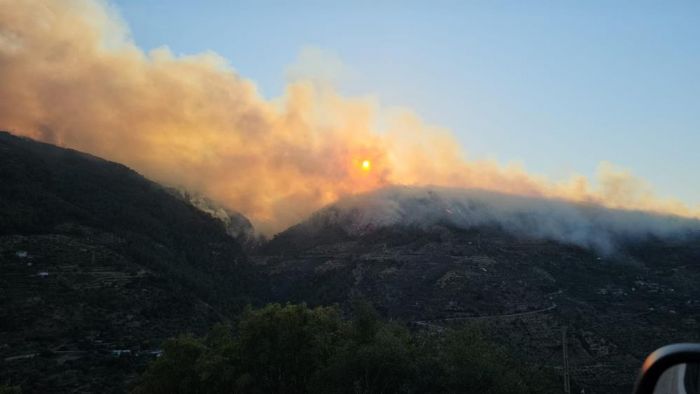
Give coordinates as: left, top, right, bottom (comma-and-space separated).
0, 132, 255, 392
258, 187, 700, 393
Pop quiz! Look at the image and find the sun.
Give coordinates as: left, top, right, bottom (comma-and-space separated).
361, 160, 371, 171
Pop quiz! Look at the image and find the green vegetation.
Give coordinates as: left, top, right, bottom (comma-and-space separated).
0, 384, 22, 394
134, 302, 550, 393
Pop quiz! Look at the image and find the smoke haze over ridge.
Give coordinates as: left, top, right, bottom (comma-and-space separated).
1, 0, 698, 235
305, 185, 700, 254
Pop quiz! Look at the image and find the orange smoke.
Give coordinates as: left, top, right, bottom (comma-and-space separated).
0, 0, 697, 234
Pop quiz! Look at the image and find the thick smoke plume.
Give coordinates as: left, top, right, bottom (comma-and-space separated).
311, 186, 700, 254
1, 0, 698, 235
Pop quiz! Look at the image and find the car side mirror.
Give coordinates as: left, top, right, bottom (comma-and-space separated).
634, 343, 700, 394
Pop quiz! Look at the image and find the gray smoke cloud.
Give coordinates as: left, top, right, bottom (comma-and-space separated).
309, 185, 700, 254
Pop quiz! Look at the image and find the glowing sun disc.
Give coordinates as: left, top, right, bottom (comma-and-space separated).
361, 160, 371, 171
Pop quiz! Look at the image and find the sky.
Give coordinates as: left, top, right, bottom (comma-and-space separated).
112, 0, 700, 205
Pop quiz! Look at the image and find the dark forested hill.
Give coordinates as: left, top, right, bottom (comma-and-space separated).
0, 131, 255, 392
257, 186, 700, 393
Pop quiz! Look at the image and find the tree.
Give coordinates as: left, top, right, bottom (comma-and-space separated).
0, 385, 22, 394
236, 303, 346, 394
133, 335, 205, 394
133, 303, 551, 394
439, 326, 527, 394
318, 322, 416, 394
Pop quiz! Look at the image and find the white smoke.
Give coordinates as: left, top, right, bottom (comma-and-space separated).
309, 186, 700, 254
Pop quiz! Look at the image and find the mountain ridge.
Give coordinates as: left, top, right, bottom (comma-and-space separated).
0, 131, 256, 392
264, 184, 700, 255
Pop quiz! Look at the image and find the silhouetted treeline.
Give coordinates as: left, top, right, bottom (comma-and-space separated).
133, 302, 554, 394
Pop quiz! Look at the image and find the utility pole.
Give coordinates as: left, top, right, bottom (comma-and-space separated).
562, 326, 571, 394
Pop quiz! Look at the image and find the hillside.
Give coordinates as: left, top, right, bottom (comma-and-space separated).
0, 132, 256, 392
258, 186, 700, 393
3, 132, 700, 393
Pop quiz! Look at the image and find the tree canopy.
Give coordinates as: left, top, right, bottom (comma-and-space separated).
134, 302, 553, 393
